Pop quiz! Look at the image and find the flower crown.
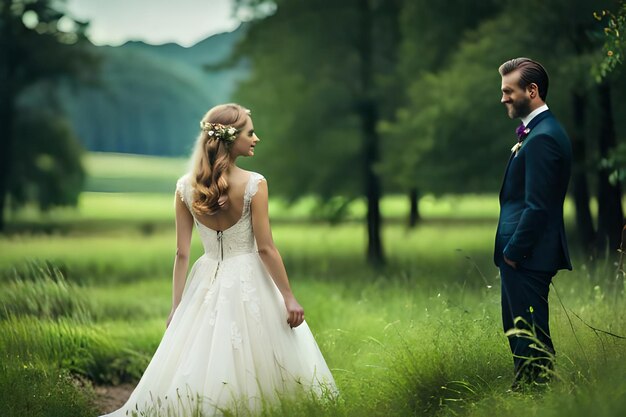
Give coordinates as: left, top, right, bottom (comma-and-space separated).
200, 121, 239, 143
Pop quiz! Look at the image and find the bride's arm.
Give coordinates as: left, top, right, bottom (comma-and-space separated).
251, 179, 305, 328
167, 192, 194, 327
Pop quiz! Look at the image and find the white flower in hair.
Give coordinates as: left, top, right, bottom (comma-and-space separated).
200, 120, 239, 142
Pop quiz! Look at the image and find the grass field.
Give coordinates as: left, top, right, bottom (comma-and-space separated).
0, 153, 624, 417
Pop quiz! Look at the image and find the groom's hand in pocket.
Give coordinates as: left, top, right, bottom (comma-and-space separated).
503, 254, 517, 269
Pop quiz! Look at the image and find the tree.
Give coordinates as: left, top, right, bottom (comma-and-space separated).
230, 0, 626, 260
233, 0, 404, 266
0, 0, 97, 230
594, 1, 626, 252
526, 0, 624, 253
595, 79, 624, 252
595, 2, 626, 80
386, 12, 529, 199
9, 109, 85, 211
390, 0, 626, 255
379, 0, 503, 227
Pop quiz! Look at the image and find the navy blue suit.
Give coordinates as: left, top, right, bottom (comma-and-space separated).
494, 110, 572, 380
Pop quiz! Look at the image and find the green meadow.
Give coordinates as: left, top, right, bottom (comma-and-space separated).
0, 153, 624, 417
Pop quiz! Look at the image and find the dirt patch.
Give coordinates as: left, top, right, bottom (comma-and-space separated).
94, 384, 135, 414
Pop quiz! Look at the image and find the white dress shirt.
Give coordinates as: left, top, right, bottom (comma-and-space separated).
521, 104, 549, 127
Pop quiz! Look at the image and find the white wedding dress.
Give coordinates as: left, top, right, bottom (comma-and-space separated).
101, 172, 336, 417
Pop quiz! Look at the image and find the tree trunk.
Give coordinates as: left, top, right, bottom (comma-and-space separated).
596, 81, 624, 252
358, 0, 384, 266
0, 0, 16, 232
361, 100, 384, 266
0, 96, 14, 232
408, 187, 420, 228
569, 91, 595, 252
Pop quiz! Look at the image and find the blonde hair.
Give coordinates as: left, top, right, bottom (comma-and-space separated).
190, 103, 250, 215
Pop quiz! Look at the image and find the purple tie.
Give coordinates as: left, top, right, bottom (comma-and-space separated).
515, 123, 527, 142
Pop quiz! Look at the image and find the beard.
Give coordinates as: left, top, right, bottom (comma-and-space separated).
506, 96, 532, 119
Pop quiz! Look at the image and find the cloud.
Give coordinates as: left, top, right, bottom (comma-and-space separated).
66, 0, 241, 46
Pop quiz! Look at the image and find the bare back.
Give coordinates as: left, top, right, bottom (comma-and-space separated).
192, 169, 252, 232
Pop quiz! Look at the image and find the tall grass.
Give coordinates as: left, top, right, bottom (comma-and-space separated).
2, 255, 624, 416
83, 152, 188, 193
0, 313, 162, 384
0, 262, 168, 321
0, 361, 96, 417
0, 222, 499, 288
0, 166, 623, 417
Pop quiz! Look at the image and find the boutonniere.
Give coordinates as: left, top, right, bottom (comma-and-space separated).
511, 124, 531, 154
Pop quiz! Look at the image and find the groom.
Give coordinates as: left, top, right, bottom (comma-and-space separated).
494, 57, 572, 388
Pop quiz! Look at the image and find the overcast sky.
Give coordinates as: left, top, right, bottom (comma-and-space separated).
65, 0, 241, 47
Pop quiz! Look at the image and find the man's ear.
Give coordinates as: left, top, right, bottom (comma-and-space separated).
527, 83, 539, 99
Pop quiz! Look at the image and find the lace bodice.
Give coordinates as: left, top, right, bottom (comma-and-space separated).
176, 172, 265, 260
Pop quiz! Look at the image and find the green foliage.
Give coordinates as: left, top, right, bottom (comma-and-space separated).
378, 0, 505, 193
233, 0, 399, 199
384, 12, 523, 193
594, 2, 626, 80
397, 0, 502, 78
600, 141, 626, 185
9, 109, 86, 210
587, 2, 626, 214
232, 0, 407, 262
0, 0, 99, 228
0, 0, 97, 90
384, 0, 626, 196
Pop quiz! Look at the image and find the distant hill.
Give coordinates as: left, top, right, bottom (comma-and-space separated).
121, 27, 241, 68
60, 25, 248, 156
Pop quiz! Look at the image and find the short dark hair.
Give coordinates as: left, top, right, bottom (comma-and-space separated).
499, 57, 549, 101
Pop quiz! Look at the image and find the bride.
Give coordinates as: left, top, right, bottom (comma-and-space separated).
101, 103, 336, 416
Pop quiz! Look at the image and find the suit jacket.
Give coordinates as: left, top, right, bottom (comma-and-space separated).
494, 110, 573, 272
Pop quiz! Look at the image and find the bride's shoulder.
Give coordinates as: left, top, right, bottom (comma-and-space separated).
242, 170, 265, 180
242, 171, 266, 199
241, 170, 266, 187
176, 172, 192, 188
175, 173, 193, 204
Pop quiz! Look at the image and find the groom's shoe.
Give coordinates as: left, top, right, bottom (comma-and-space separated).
509, 372, 530, 392
509, 366, 552, 392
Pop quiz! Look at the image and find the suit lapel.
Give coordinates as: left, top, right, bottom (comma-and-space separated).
499, 110, 553, 198
499, 152, 515, 199
525, 109, 552, 132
